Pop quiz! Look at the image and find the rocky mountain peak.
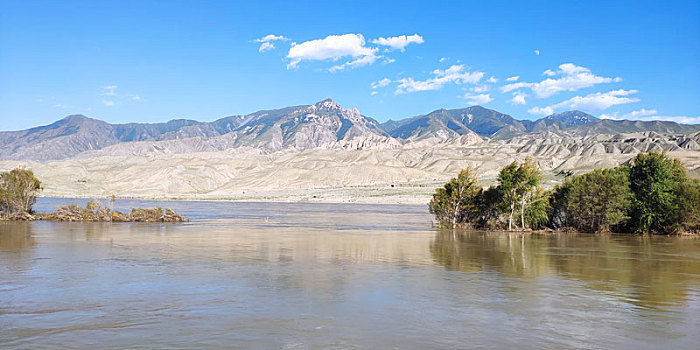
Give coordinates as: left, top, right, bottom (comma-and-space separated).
313, 98, 342, 110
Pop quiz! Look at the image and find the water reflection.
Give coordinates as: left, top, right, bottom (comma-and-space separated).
431, 229, 700, 308
0, 222, 36, 251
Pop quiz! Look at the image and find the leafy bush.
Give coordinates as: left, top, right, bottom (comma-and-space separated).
553, 167, 632, 233
428, 167, 481, 228
0, 168, 43, 219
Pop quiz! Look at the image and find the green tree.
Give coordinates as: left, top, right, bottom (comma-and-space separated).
522, 187, 551, 230
558, 167, 632, 233
517, 158, 542, 230
497, 158, 541, 231
0, 167, 43, 218
497, 161, 524, 231
628, 152, 687, 233
429, 167, 481, 228
473, 186, 503, 229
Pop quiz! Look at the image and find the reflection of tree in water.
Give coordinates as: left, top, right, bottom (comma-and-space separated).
430, 229, 700, 308
0, 222, 36, 251
430, 229, 551, 277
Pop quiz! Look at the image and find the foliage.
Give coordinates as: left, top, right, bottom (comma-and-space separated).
497, 161, 524, 231
676, 179, 700, 233
496, 158, 541, 230
555, 167, 632, 233
0, 167, 43, 218
628, 152, 688, 233
427, 151, 696, 235
522, 187, 551, 230
43, 200, 186, 222
428, 167, 481, 228
473, 186, 503, 229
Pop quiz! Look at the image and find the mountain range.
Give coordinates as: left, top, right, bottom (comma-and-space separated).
1, 98, 699, 161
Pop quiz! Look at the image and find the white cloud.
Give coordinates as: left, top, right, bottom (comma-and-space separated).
506, 76, 519, 82
329, 53, 380, 72
255, 34, 288, 43
501, 63, 622, 98
461, 93, 493, 105
529, 89, 639, 115
102, 85, 117, 96
528, 106, 553, 116
601, 108, 657, 120
543, 69, 556, 76
255, 34, 289, 53
101, 100, 115, 107
258, 41, 275, 53
553, 89, 639, 110
54, 104, 73, 109
487, 76, 498, 83
638, 115, 700, 124
370, 91, 378, 96
395, 64, 484, 94
439, 57, 447, 62
534, 50, 540, 56
286, 33, 379, 70
131, 95, 142, 101
509, 92, 528, 105
371, 78, 391, 89
600, 110, 700, 124
371, 34, 424, 52
471, 85, 490, 93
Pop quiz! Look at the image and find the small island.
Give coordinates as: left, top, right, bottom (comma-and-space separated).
0, 168, 186, 223
429, 151, 699, 235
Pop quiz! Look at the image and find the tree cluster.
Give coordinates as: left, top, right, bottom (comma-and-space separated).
429, 152, 700, 234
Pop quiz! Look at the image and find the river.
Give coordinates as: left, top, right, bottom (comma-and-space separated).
1, 198, 699, 349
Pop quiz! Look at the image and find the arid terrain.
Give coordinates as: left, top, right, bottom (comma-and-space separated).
1, 100, 699, 204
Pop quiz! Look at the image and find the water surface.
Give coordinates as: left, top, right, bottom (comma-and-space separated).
1, 198, 699, 349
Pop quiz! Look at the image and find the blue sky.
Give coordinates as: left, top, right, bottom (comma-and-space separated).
1, 0, 698, 131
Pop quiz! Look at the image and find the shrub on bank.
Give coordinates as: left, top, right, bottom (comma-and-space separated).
0, 168, 42, 220
41, 200, 186, 223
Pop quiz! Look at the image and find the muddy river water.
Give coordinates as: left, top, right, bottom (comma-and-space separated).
1, 198, 699, 349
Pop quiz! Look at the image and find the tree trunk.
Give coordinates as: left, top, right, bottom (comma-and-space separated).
521, 193, 526, 230
508, 201, 514, 231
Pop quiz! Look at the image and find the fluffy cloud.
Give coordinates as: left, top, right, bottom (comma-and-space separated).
371, 34, 424, 52
287, 34, 379, 70
471, 85, 490, 93
255, 34, 289, 53
534, 50, 540, 56
501, 63, 622, 98
101, 99, 115, 107
395, 65, 484, 94
258, 42, 275, 53
509, 92, 527, 105
528, 106, 553, 116
506, 76, 519, 82
461, 93, 493, 105
528, 89, 639, 115
487, 76, 498, 83
371, 78, 391, 89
